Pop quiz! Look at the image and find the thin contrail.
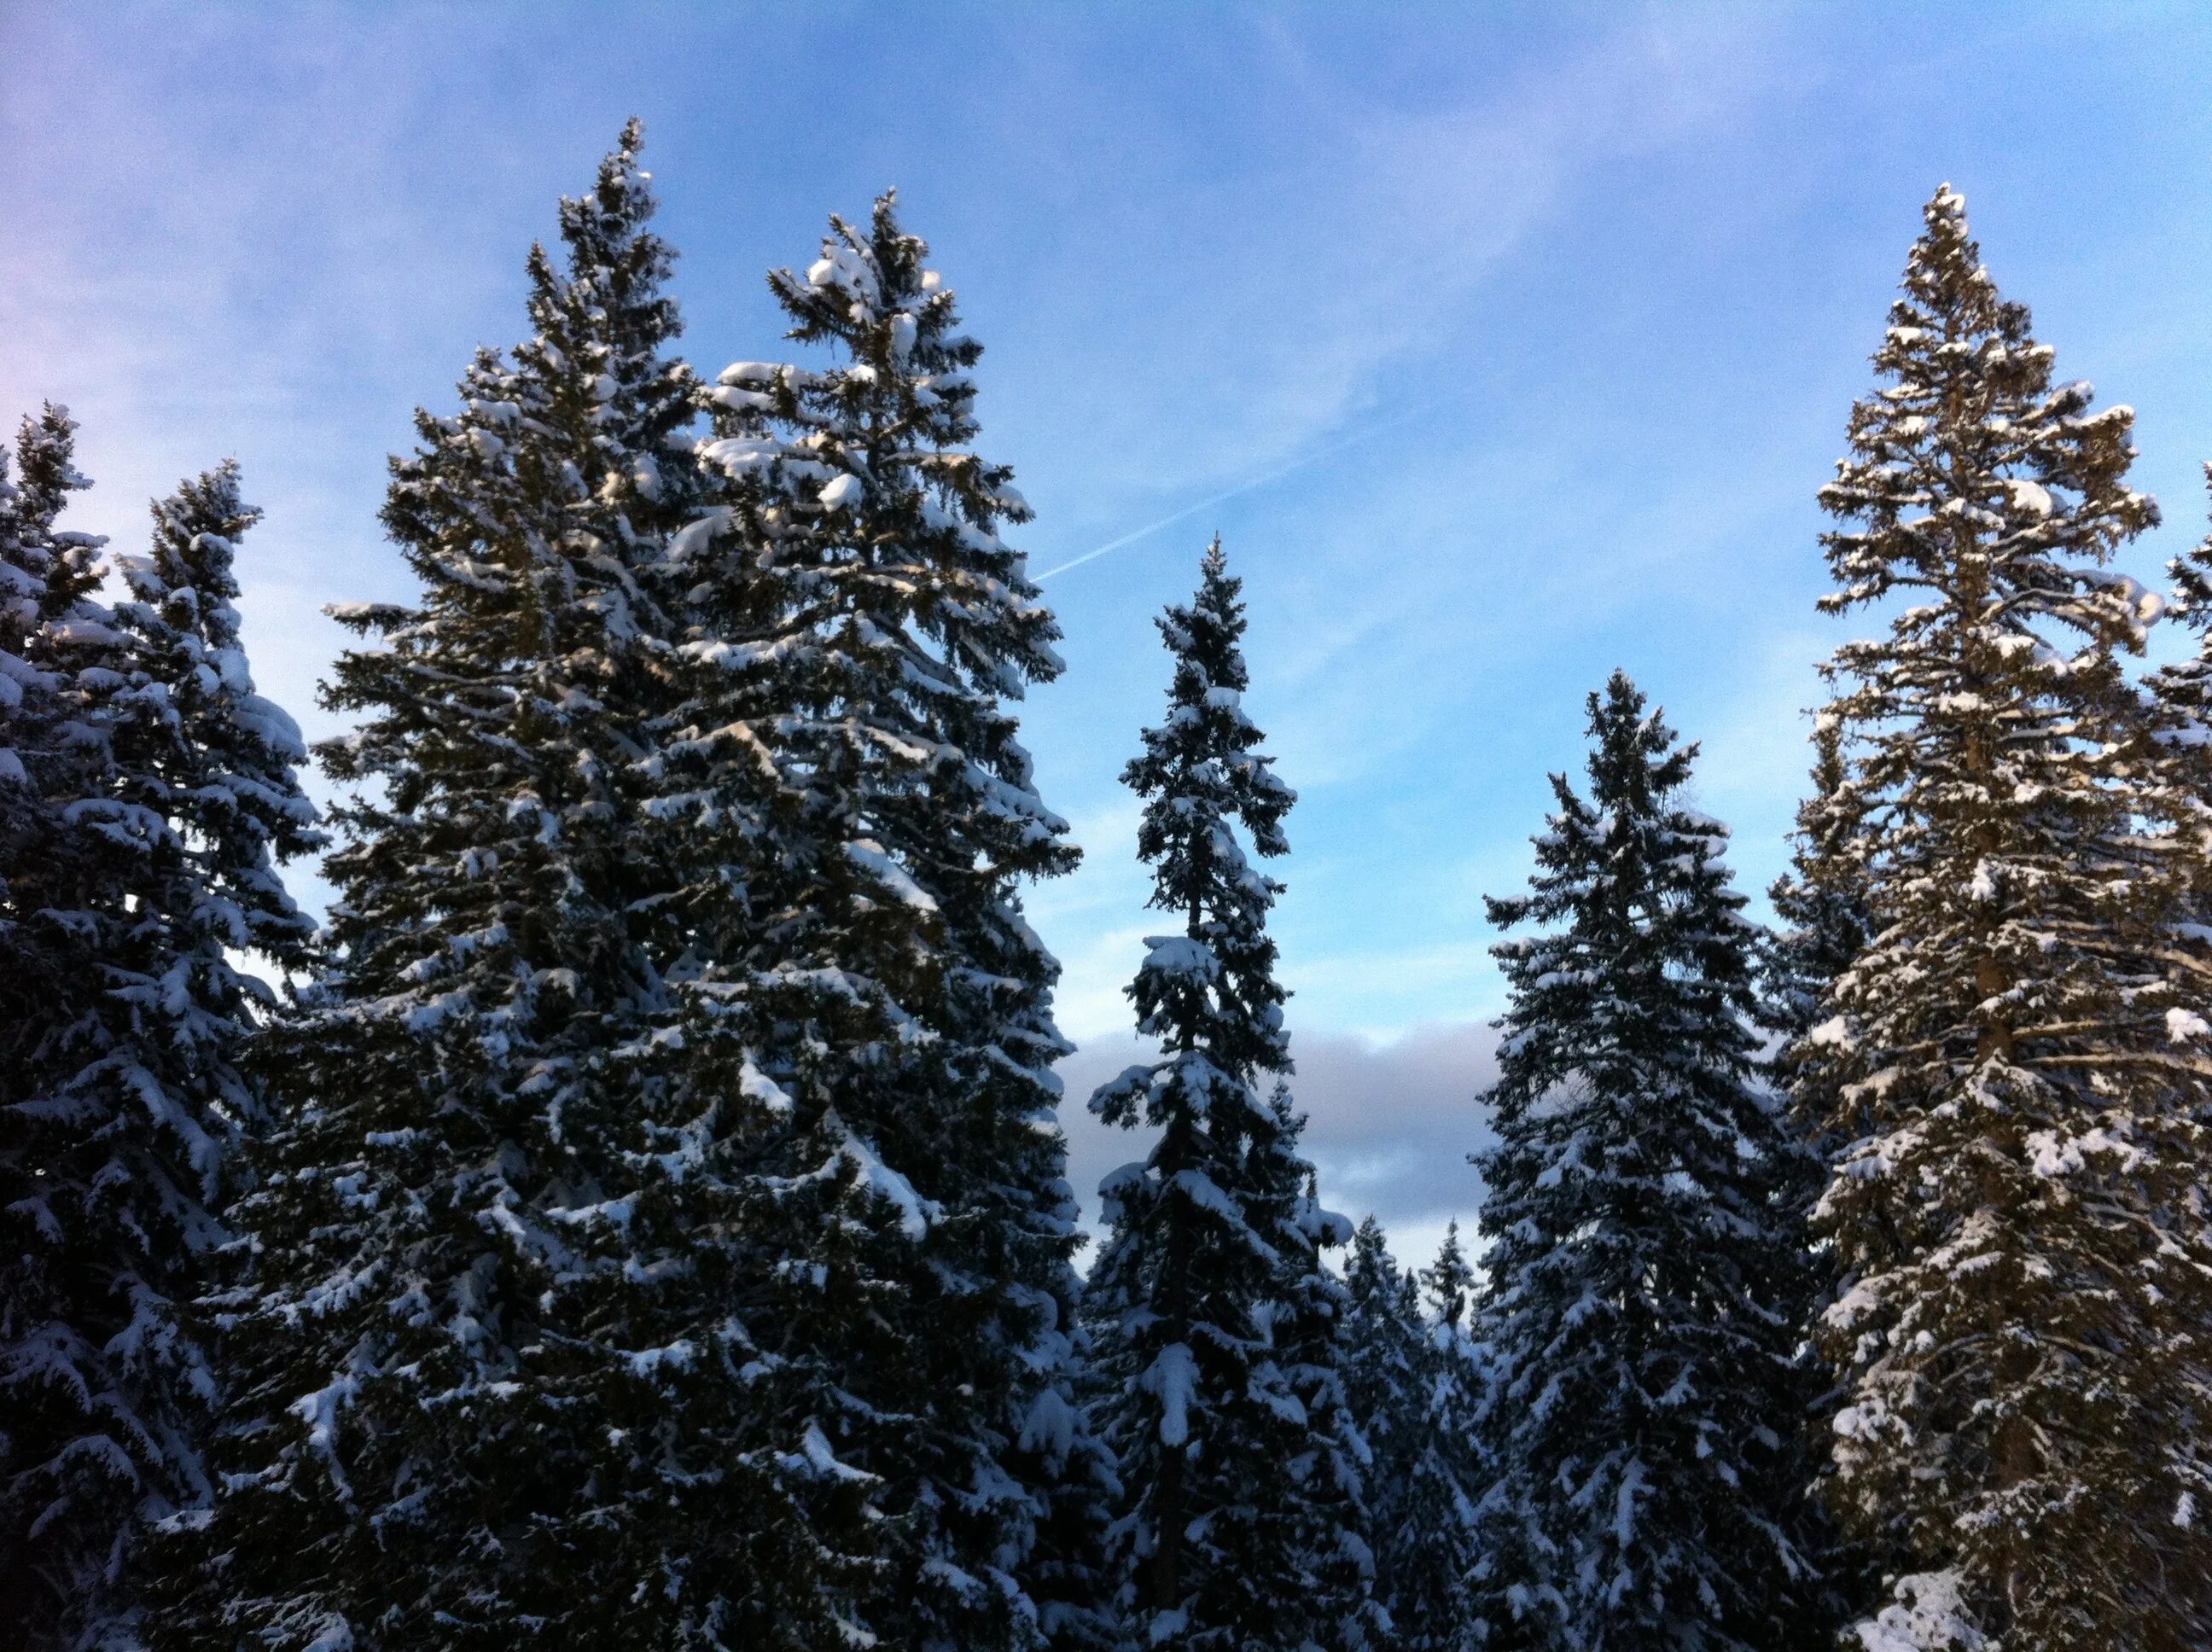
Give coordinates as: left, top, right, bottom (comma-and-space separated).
1033, 401, 1438, 583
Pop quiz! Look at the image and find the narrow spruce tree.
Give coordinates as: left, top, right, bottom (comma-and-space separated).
662, 192, 1109, 1650
1, 431, 320, 1648
148, 123, 718, 1647
0, 405, 112, 1046
2146, 468, 2212, 851
1795, 184, 2212, 1651
1470, 672, 1816, 1652
2151, 469, 2212, 730
1082, 539, 1381, 1652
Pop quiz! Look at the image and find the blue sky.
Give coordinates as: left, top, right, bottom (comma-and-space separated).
8, 3, 2212, 1262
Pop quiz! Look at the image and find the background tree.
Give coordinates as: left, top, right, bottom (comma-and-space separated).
1470, 672, 1817, 1652
1342, 1216, 1424, 1626
1796, 184, 2212, 1651
1344, 1218, 1482, 1652
1762, 720, 1871, 1049
1391, 1224, 1483, 1652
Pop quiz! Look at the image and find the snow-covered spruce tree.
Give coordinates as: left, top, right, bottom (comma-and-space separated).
144, 124, 731, 1648
1795, 185, 2212, 1651
2146, 468, 2212, 849
1343, 1219, 1481, 1652
1082, 539, 1381, 1652
1342, 1217, 1424, 1621
0, 404, 112, 1046
1391, 1224, 1483, 1652
0, 433, 322, 1648
1762, 719, 1871, 1049
0, 405, 133, 1647
647, 191, 1111, 1651
1470, 672, 1817, 1652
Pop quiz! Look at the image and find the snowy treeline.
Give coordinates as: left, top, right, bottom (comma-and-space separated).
4, 126, 2211, 1652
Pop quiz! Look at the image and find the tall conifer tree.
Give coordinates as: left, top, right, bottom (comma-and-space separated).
2, 429, 319, 1647
1082, 540, 1381, 1652
1470, 672, 1816, 1652
149, 123, 717, 1647
1795, 185, 2212, 1651
667, 192, 1108, 1650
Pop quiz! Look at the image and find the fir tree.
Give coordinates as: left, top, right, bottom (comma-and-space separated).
660, 191, 1109, 1650
1795, 184, 2212, 1651
1, 429, 320, 1648
147, 122, 722, 1647
1470, 672, 1817, 1652
1082, 539, 1381, 1652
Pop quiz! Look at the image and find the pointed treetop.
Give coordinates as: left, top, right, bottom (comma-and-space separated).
143, 458, 255, 622
1822, 178, 2160, 641
767, 189, 988, 440
529, 118, 680, 348
1583, 667, 1695, 816
1887, 179, 2023, 356
9, 405, 105, 609
1420, 1220, 1475, 1330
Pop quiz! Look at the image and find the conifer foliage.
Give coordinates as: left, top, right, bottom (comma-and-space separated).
18, 99, 2212, 1652
1, 421, 319, 1648
1398, 1224, 1486, 1652
1762, 721, 1871, 1050
1343, 1219, 1482, 1652
1794, 185, 2212, 1651
1470, 672, 1814, 1652
1082, 539, 1381, 1652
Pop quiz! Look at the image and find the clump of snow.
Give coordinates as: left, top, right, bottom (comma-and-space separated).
1142, 1342, 1199, 1447
845, 838, 938, 911
1852, 1572, 1986, 1652
827, 1113, 939, 1240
